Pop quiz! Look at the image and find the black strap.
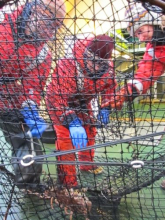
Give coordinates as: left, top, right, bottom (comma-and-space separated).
0, 77, 16, 84
8, 0, 37, 49
8, 14, 19, 49
17, 0, 37, 39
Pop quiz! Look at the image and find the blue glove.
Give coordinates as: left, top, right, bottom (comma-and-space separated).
97, 108, 111, 126
69, 118, 88, 149
21, 105, 47, 139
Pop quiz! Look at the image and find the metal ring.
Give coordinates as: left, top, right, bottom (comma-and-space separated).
130, 160, 144, 169
20, 155, 34, 167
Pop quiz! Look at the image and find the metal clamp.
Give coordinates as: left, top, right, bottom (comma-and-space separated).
130, 160, 144, 169
20, 155, 34, 167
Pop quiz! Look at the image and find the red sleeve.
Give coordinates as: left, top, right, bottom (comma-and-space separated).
134, 44, 165, 94
46, 59, 77, 125
101, 66, 117, 106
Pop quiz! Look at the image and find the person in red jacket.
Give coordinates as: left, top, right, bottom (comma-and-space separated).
0, 0, 66, 190
46, 34, 116, 188
101, 3, 165, 189
102, 3, 165, 110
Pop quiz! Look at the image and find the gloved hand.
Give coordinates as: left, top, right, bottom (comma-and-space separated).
97, 108, 111, 126
101, 85, 139, 110
110, 87, 129, 110
69, 118, 88, 149
21, 105, 47, 139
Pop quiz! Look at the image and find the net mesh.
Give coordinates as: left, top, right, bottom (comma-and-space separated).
0, 0, 165, 220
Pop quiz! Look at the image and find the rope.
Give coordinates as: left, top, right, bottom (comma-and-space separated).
0, 131, 165, 172
21, 130, 165, 162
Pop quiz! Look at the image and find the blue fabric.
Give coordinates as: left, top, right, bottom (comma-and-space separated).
69, 118, 88, 149
97, 108, 111, 126
21, 105, 47, 138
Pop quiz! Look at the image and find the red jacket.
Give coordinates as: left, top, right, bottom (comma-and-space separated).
0, 6, 52, 109
128, 43, 165, 94
46, 37, 117, 126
